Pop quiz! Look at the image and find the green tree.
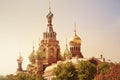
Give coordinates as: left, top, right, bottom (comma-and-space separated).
16, 73, 28, 80
53, 62, 78, 80
98, 62, 112, 74
35, 75, 46, 80
76, 61, 96, 80
6, 74, 17, 80
4, 73, 45, 80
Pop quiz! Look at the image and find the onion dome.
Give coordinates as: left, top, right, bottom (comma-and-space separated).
70, 33, 81, 44
70, 23, 81, 44
46, 11, 53, 25
35, 49, 46, 60
29, 46, 35, 63
35, 49, 41, 59
46, 2, 53, 25
46, 0, 53, 20
46, 1, 53, 21
46, 11, 53, 19
62, 44, 72, 60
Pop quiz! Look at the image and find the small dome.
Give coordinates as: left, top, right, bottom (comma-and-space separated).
29, 50, 35, 62
70, 33, 81, 44
17, 55, 23, 63
62, 45, 72, 60
35, 49, 46, 59
46, 11, 53, 19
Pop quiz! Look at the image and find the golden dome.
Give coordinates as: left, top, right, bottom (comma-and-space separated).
70, 23, 81, 44
70, 33, 81, 44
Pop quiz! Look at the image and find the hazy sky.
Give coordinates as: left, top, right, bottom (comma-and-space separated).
0, 0, 120, 75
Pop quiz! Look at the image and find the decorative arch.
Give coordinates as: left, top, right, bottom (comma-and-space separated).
49, 47, 55, 57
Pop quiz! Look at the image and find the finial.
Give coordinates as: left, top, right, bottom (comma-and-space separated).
33, 41, 35, 51
74, 22, 76, 34
19, 51, 21, 57
66, 38, 68, 48
49, 0, 51, 12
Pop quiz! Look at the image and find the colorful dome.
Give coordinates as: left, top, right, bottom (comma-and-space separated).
29, 50, 35, 62
35, 49, 46, 59
46, 11, 53, 19
70, 33, 81, 44
62, 44, 72, 59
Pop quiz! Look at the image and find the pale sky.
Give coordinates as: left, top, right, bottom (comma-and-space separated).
0, 0, 120, 75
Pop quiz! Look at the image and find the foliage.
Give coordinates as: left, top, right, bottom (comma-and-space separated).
0, 75, 8, 80
76, 61, 97, 80
0, 72, 46, 80
53, 62, 78, 80
97, 62, 112, 74
95, 63, 120, 80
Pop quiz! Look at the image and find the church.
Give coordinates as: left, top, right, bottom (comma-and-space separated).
16, 2, 105, 80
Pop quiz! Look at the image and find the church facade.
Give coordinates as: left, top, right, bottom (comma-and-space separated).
16, 6, 84, 76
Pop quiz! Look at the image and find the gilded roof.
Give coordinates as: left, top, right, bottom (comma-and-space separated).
70, 33, 81, 44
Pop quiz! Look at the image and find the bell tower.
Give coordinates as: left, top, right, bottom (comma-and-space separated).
37, 3, 60, 65
16, 52, 23, 73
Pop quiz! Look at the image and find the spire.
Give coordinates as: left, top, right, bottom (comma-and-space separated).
19, 51, 21, 58
49, 0, 51, 12
46, 0, 54, 32
47, 0, 53, 17
33, 41, 35, 52
46, 0, 53, 23
66, 38, 68, 48
74, 22, 76, 34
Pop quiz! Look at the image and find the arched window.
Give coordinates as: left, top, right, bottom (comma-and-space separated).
50, 48, 54, 57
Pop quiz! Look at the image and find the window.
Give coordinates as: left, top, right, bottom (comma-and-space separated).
50, 48, 54, 57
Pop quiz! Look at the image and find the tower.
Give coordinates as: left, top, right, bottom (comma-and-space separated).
36, 4, 60, 66
16, 52, 23, 73
69, 23, 83, 58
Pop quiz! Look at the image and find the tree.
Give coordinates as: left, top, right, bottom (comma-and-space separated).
76, 61, 96, 80
53, 62, 78, 80
97, 62, 112, 74
0, 75, 8, 80
6, 74, 17, 80
16, 73, 46, 80
35, 75, 46, 80
2, 73, 46, 80
95, 63, 120, 80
